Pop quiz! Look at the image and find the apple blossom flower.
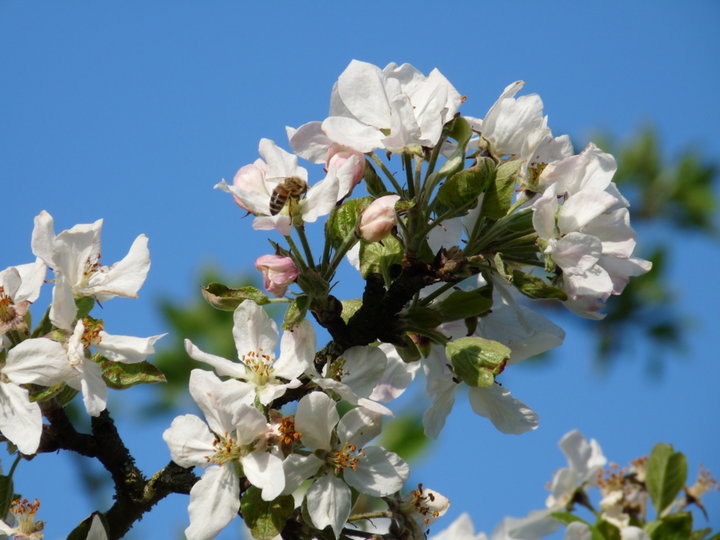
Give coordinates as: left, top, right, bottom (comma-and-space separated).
281, 392, 409, 537
163, 369, 284, 540
430, 513, 488, 540
358, 195, 401, 242
30, 211, 150, 330
8, 318, 164, 417
184, 301, 314, 405
0, 260, 46, 337
399, 484, 450, 530
316, 60, 462, 154
531, 144, 652, 318
1, 335, 77, 454
0, 498, 44, 539
545, 430, 607, 509
255, 254, 299, 297
215, 138, 358, 236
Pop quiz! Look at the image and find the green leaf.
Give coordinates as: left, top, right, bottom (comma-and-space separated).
511, 269, 568, 300
241, 487, 295, 540
436, 286, 493, 322
340, 299, 362, 323
645, 513, 693, 540
359, 236, 403, 278
690, 528, 713, 540
594, 520, 621, 540
30, 383, 78, 406
437, 159, 494, 211
326, 197, 372, 250
646, 443, 688, 515
548, 512, 587, 526
363, 160, 387, 197
75, 296, 96, 319
99, 357, 167, 389
481, 159, 521, 219
201, 283, 270, 311
445, 337, 510, 387
283, 295, 309, 330
0, 475, 14, 519
403, 306, 443, 329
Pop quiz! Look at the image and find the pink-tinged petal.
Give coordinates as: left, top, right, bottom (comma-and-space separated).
337, 60, 391, 128
78, 359, 108, 416
96, 332, 165, 364
600, 255, 652, 294
184, 339, 247, 380
552, 232, 602, 272
162, 414, 216, 468
241, 451, 285, 501
259, 138, 307, 182
306, 474, 352, 539
346, 446, 409, 497
369, 344, 420, 402
4, 337, 72, 386
50, 273, 77, 331
322, 116, 384, 153
232, 302, 278, 359
573, 143, 617, 193
30, 210, 57, 267
91, 234, 150, 301
185, 465, 240, 540
337, 407, 382, 447
252, 214, 292, 236
282, 454, 323, 495
295, 392, 338, 451
563, 264, 613, 298
301, 176, 340, 223
468, 384, 538, 434
188, 369, 239, 435
583, 208, 636, 257
275, 319, 315, 379
13, 259, 47, 303
558, 190, 619, 233
0, 382, 42, 455
214, 179, 270, 215
287, 122, 331, 163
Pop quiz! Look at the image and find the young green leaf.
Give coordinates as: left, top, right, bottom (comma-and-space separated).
99, 357, 167, 389
445, 337, 510, 387
201, 283, 270, 311
481, 159, 521, 219
241, 487, 295, 540
646, 443, 688, 516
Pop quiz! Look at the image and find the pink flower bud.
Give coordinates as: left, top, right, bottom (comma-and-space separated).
326, 143, 365, 189
358, 195, 400, 242
255, 255, 299, 297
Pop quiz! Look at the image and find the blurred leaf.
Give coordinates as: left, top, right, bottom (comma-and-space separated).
99, 357, 166, 389
380, 413, 431, 462
201, 283, 269, 311
240, 487, 295, 540
646, 443, 688, 515
645, 512, 693, 540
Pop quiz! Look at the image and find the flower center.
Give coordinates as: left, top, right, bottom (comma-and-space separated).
81, 317, 104, 348
277, 415, 301, 447
207, 432, 244, 466
10, 498, 44, 536
328, 442, 365, 474
0, 287, 17, 324
241, 348, 276, 385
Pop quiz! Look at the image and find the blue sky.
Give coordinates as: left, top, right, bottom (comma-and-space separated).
2, 1, 719, 538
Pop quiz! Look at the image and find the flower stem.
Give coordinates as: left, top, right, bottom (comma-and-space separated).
295, 225, 316, 270
370, 153, 404, 195
324, 228, 359, 281
403, 152, 415, 197
284, 235, 308, 272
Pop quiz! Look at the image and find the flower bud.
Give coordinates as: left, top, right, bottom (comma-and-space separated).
358, 195, 400, 242
326, 143, 365, 189
255, 255, 299, 297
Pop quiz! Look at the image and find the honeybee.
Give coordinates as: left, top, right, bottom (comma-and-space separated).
269, 176, 308, 215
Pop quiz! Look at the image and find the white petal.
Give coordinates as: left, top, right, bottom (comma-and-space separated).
188, 369, 239, 435
302, 176, 340, 223
242, 451, 285, 501
90, 234, 150, 301
322, 116, 384, 153
552, 232, 602, 272
422, 385, 455, 440
186, 465, 240, 540
468, 384, 538, 434
287, 122, 331, 163
306, 475, 352, 538
95, 331, 165, 363
336, 346, 387, 399
337, 407, 382, 447
345, 446, 409, 497
233, 302, 279, 360
259, 138, 307, 182
3, 337, 72, 386
79, 359, 108, 416
295, 392, 338, 451
184, 339, 247, 380
558, 190, 619, 233
274, 319, 315, 380
163, 414, 217, 468
49, 273, 77, 331
0, 382, 42, 455
13, 259, 47, 303
282, 454, 324, 495
369, 344, 420, 402
431, 513, 487, 540
559, 430, 606, 482
30, 210, 57, 267
336, 60, 391, 128
620, 526, 651, 540
564, 521, 592, 540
